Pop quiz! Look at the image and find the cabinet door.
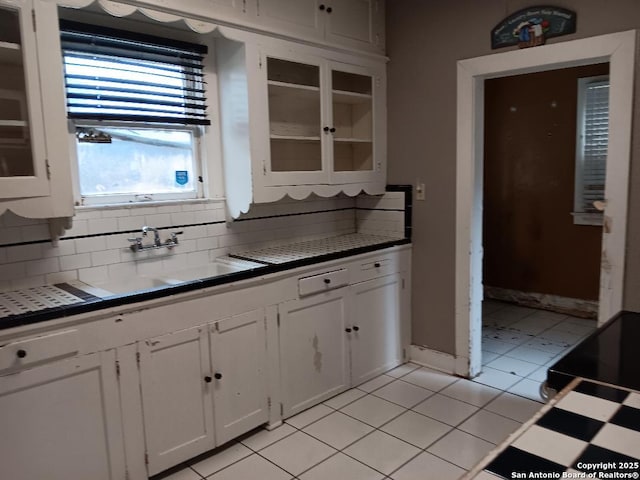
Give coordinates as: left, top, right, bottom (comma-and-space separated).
210, 309, 269, 445
324, 0, 381, 51
349, 274, 403, 385
279, 288, 349, 417
0, 0, 49, 198
328, 61, 385, 186
138, 326, 215, 476
256, 0, 323, 40
0, 351, 126, 480
260, 52, 329, 186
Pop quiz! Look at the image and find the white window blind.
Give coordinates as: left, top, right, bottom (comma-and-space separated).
574, 76, 609, 225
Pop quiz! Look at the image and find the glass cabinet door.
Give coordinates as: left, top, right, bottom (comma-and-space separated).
0, 0, 49, 197
329, 66, 376, 181
266, 56, 327, 185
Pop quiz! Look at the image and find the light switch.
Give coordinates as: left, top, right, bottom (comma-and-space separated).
416, 181, 425, 201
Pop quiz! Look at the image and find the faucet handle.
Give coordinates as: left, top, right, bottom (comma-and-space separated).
128, 236, 143, 251
170, 231, 184, 243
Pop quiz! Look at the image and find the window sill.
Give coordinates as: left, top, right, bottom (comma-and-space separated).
75, 197, 226, 213
571, 212, 603, 226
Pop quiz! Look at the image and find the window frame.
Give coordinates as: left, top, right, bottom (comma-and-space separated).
58, 17, 221, 208
70, 120, 205, 207
573, 75, 609, 226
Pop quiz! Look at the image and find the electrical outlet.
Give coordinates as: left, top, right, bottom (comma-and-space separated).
416, 181, 425, 201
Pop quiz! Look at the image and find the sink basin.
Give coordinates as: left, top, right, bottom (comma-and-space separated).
159, 260, 255, 283
90, 276, 179, 296
83, 259, 261, 297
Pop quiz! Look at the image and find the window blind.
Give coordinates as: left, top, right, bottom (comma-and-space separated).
578, 80, 609, 213
60, 20, 210, 126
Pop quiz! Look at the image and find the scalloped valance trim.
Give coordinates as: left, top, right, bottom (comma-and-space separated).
56, 0, 218, 34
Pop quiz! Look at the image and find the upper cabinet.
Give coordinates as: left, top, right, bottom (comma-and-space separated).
256, 0, 384, 53
0, 0, 73, 219
218, 38, 387, 216
128, 0, 385, 53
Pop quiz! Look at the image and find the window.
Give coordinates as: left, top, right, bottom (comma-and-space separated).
573, 75, 609, 226
60, 20, 210, 205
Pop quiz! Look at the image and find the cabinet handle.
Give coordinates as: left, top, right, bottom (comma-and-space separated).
204, 376, 212, 383
374, 262, 381, 268
353, 326, 360, 332
16, 349, 27, 359
345, 327, 352, 333
329, 127, 336, 133
323, 278, 331, 284
326, 6, 332, 13
319, 4, 325, 10
214, 372, 223, 380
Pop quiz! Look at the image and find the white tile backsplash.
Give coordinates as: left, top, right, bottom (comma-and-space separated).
0, 191, 409, 292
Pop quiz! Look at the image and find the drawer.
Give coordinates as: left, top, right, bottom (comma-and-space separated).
298, 268, 348, 297
0, 329, 79, 373
352, 255, 400, 283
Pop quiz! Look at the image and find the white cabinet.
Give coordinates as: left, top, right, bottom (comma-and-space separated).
0, 0, 72, 219
0, 351, 126, 480
210, 309, 269, 445
218, 44, 386, 215
279, 287, 350, 417
349, 273, 404, 385
256, 0, 384, 53
277, 251, 410, 419
138, 326, 215, 476
260, 52, 385, 190
138, 309, 270, 475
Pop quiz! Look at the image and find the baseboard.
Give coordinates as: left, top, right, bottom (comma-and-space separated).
409, 345, 469, 377
484, 286, 598, 319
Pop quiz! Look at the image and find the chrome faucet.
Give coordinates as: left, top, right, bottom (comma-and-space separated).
142, 226, 161, 247
128, 226, 182, 252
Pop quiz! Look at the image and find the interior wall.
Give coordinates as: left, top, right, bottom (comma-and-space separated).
483, 64, 608, 302
386, 0, 640, 355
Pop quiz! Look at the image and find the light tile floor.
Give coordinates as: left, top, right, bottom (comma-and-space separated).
156, 301, 597, 480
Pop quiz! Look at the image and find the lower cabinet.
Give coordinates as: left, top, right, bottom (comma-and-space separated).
0, 351, 126, 480
349, 274, 404, 385
278, 272, 408, 419
138, 326, 215, 475
279, 288, 350, 418
138, 309, 269, 475
210, 309, 269, 445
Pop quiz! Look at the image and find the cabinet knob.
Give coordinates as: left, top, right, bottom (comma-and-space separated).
319, 4, 325, 10
326, 6, 333, 13
204, 376, 212, 383
323, 126, 330, 132
374, 262, 381, 268
353, 326, 360, 332
16, 349, 27, 359
345, 327, 352, 333
323, 278, 331, 284
329, 127, 336, 133
214, 372, 223, 380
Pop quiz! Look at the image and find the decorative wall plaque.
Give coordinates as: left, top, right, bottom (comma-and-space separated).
491, 6, 577, 49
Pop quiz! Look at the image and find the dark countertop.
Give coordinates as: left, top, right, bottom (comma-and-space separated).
0, 238, 410, 331
546, 311, 640, 393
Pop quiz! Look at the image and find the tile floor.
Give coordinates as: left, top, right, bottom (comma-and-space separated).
156, 301, 597, 480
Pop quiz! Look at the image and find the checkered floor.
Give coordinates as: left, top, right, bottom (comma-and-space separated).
474, 379, 640, 479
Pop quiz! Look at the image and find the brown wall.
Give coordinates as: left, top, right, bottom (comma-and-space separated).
386, 0, 640, 354
483, 64, 608, 301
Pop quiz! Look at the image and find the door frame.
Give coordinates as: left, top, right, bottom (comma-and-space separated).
455, 31, 637, 377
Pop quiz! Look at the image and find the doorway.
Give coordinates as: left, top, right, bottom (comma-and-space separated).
478, 65, 608, 398
454, 31, 636, 378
